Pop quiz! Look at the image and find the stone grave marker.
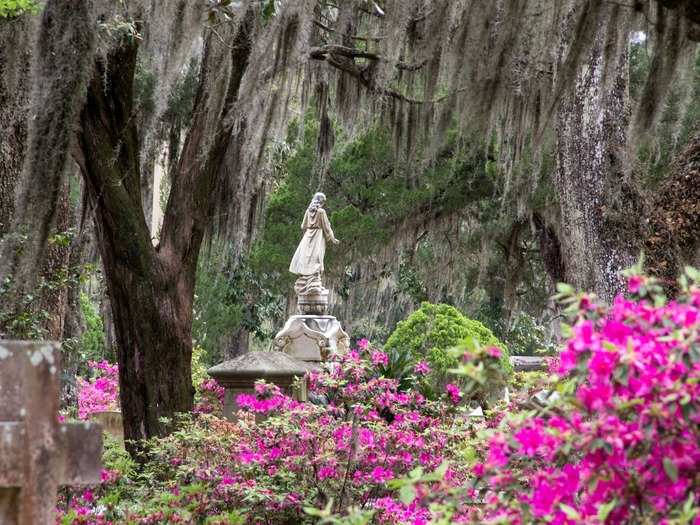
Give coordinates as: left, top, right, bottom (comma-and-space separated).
0, 341, 103, 524
208, 351, 317, 421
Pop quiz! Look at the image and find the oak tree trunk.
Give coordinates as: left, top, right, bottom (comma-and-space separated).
0, 19, 31, 239
75, 21, 253, 452
554, 8, 644, 301
76, 40, 194, 447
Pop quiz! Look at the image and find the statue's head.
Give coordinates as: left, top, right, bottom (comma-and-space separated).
308, 192, 326, 212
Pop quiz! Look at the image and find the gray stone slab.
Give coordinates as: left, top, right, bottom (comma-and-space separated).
510, 355, 548, 372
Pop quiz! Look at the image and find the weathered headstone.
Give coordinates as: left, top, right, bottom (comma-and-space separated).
207, 351, 317, 421
0, 341, 102, 525
91, 410, 124, 446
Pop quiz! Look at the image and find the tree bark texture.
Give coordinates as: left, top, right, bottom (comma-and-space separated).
1, 17, 75, 339
0, 1, 96, 301
37, 177, 72, 340
77, 40, 192, 449
76, 24, 253, 451
0, 18, 31, 239
554, 7, 644, 301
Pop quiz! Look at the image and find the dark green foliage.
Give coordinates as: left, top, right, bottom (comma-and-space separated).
0, 0, 38, 17
396, 260, 429, 305
377, 343, 417, 391
193, 250, 244, 361
384, 302, 512, 377
77, 292, 108, 361
194, 244, 285, 363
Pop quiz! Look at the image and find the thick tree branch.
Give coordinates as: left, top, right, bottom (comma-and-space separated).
310, 44, 428, 71
159, 15, 254, 273
311, 47, 467, 105
77, 38, 156, 277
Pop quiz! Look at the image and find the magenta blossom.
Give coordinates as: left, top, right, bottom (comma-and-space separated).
414, 361, 431, 375
486, 346, 502, 358
445, 383, 462, 404
77, 360, 119, 419
371, 350, 389, 367
475, 278, 700, 524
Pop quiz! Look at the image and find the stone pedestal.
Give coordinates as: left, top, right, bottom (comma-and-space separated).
207, 351, 317, 421
274, 315, 349, 362
296, 289, 329, 315
510, 355, 548, 372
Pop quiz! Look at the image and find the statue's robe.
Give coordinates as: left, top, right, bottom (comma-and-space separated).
289, 207, 336, 294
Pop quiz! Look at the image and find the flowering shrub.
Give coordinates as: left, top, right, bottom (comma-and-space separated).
77, 360, 119, 419
192, 344, 225, 415
57, 341, 490, 524
193, 377, 224, 415
471, 270, 700, 524
76, 349, 224, 419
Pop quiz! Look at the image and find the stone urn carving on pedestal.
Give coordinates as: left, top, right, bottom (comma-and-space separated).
274, 192, 349, 362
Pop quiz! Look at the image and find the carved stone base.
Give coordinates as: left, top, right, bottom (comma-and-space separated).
274, 315, 349, 361
296, 290, 329, 315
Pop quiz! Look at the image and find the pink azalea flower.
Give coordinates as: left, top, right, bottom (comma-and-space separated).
371, 351, 389, 367
318, 466, 337, 480
627, 275, 643, 294
486, 346, 502, 358
445, 383, 462, 404
370, 466, 394, 483
414, 361, 431, 375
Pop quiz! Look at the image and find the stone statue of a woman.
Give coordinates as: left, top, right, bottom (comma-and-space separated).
289, 192, 339, 298
273, 192, 348, 357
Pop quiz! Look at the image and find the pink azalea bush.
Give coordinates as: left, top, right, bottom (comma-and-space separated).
76, 357, 224, 419
77, 360, 119, 419
57, 342, 489, 524
471, 272, 700, 524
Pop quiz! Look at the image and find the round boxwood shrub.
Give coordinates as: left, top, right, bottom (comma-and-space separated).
384, 302, 512, 381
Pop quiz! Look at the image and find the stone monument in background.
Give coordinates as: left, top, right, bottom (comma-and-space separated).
274, 192, 349, 361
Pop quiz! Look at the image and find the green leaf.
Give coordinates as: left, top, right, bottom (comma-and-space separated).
399, 484, 416, 504
434, 461, 449, 479
262, 0, 275, 20
597, 499, 617, 522
556, 282, 574, 295
408, 466, 423, 479
663, 457, 678, 482
560, 322, 574, 338
559, 504, 581, 520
